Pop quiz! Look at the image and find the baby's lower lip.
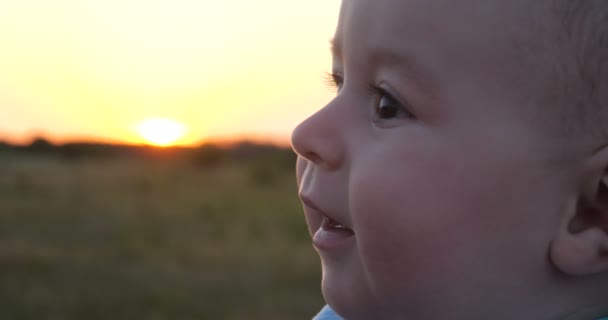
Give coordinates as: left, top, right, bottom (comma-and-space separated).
312, 216, 355, 251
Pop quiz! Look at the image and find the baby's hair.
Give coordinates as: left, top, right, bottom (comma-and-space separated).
555, 0, 608, 140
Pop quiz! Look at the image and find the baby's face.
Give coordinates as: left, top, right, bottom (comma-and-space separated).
293, 0, 576, 318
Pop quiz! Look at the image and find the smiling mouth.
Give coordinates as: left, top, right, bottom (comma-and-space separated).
299, 195, 355, 250
322, 215, 354, 233
313, 215, 355, 251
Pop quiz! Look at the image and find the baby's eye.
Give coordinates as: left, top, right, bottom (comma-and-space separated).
323, 72, 343, 92
373, 87, 414, 120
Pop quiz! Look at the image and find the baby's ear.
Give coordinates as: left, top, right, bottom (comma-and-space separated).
550, 146, 608, 276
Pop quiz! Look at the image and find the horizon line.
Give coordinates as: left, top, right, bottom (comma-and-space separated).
0, 133, 292, 148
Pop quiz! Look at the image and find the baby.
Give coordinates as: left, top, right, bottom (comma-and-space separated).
291, 0, 608, 319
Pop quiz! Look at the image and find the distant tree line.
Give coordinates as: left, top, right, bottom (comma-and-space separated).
0, 137, 296, 169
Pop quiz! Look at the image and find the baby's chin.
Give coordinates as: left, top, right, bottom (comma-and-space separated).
320, 251, 383, 320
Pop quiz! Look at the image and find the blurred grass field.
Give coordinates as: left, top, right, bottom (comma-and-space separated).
0, 147, 324, 319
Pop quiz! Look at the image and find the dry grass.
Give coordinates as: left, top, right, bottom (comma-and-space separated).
0, 153, 323, 319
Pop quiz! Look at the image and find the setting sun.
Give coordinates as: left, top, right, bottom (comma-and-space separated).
0, 0, 340, 146
136, 118, 187, 147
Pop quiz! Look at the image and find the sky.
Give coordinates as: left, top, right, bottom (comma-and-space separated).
0, 0, 341, 146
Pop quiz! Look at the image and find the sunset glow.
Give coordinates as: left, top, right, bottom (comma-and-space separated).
0, 0, 341, 146
136, 118, 187, 147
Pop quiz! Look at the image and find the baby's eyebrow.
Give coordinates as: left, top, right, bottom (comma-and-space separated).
329, 36, 441, 102
369, 46, 440, 101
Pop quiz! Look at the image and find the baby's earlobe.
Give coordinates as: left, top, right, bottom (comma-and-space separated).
549, 195, 608, 276
550, 226, 608, 276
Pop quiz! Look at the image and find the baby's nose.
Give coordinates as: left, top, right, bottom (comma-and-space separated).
290, 105, 344, 171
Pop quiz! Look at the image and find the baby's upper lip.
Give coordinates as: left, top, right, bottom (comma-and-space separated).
299, 194, 352, 230
299, 195, 323, 213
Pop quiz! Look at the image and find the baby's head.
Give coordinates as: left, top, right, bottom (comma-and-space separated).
291, 0, 608, 319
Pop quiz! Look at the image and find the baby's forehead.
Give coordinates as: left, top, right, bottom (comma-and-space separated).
337, 0, 557, 43
336, 0, 597, 68
335, 0, 561, 86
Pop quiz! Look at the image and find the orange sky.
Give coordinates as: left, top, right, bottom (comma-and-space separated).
0, 0, 340, 146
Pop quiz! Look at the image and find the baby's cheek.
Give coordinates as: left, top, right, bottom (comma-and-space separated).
350, 171, 446, 301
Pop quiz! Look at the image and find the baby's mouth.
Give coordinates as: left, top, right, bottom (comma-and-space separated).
322, 215, 354, 234
298, 194, 354, 248
313, 214, 355, 251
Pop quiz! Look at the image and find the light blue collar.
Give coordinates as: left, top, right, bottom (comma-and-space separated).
314, 305, 608, 320
313, 305, 343, 320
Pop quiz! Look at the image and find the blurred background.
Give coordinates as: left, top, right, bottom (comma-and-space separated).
0, 0, 340, 319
